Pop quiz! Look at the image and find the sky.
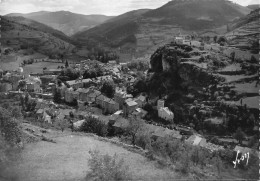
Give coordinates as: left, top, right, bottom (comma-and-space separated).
0, 0, 259, 16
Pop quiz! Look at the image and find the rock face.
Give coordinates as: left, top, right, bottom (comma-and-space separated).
149, 44, 220, 88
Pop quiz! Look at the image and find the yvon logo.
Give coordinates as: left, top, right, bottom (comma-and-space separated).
232, 150, 249, 168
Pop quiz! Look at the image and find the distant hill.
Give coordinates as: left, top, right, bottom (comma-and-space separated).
225, 8, 260, 52
74, 0, 251, 58
6, 11, 114, 36
247, 4, 260, 10
143, 0, 250, 30
1, 16, 76, 57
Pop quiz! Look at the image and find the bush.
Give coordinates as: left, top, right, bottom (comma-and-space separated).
80, 117, 108, 137
175, 152, 190, 174
86, 150, 132, 181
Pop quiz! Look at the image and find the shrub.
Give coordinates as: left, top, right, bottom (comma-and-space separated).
86, 150, 132, 181
175, 152, 190, 174
80, 117, 108, 137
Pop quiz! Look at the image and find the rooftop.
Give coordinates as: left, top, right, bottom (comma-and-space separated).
125, 100, 138, 107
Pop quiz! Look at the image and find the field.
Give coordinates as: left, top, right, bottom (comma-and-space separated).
0, 52, 47, 71
3, 132, 178, 181
23, 62, 64, 76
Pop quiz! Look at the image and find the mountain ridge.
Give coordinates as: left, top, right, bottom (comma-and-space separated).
1, 16, 76, 57
73, 0, 251, 57
6, 11, 114, 36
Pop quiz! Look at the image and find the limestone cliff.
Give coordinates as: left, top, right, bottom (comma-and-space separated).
149, 44, 221, 93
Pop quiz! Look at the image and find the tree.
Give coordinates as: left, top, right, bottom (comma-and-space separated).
217, 36, 226, 44
233, 127, 245, 144
100, 81, 115, 98
86, 150, 131, 181
230, 52, 235, 62
53, 88, 62, 104
80, 117, 108, 137
55, 119, 69, 132
126, 117, 145, 145
213, 36, 218, 43
18, 80, 26, 90
65, 60, 69, 68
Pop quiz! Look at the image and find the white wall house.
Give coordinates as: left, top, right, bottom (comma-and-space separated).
158, 107, 174, 122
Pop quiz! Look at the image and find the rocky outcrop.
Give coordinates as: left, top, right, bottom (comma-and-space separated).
149, 44, 221, 88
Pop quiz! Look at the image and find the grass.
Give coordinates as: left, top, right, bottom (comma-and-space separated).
0, 52, 47, 71
232, 81, 258, 94
4, 132, 178, 181
23, 62, 64, 77
225, 96, 259, 109
217, 74, 258, 83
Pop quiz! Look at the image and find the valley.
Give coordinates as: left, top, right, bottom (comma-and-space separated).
0, 0, 259, 180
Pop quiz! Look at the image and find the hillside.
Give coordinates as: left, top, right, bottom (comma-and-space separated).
6, 11, 114, 36
247, 4, 260, 10
225, 8, 260, 52
74, 0, 251, 58
1, 16, 75, 57
143, 0, 250, 30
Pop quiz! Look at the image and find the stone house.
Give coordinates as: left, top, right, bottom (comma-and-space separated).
96, 94, 106, 108
157, 99, 165, 110
114, 88, 133, 109
77, 88, 90, 102
66, 79, 83, 90
123, 99, 138, 117
87, 90, 101, 103
134, 95, 146, 108
26, 82, 42, 93
158, 107, 174, 122
132, 108, 148, 118
186, 135, 207, 147
77, 88, 101, 104
96, 94, 119, 114
103, 97, 119, 114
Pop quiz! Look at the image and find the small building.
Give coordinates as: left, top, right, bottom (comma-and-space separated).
123, 100, 138, 117
77, 88, 90, 102
114, 88, 133, 109
186, 135, 207, 147
132, 108, 148, 118
108, 60, 117, 65
103, 97, 119, 114
43, 111, 52, 124
158, 107, 174, 122
26, 82, 42, 93
96, 94, 119, 114
157, 99, 165, 110
66, 79, 83, 90
175, 37, 184, 44
134, 95, 146, 108
96, 94, 106, 107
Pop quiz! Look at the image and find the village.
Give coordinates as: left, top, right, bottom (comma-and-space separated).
1, 33, 258, 160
